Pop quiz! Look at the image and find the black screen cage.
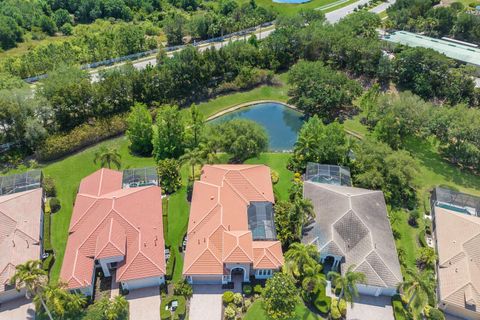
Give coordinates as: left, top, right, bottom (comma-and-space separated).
122, 167, 158, 189
432, 187, 480, 217
248, 202, 277, 241
0, 170, 42, 196
305, 163, 352, 186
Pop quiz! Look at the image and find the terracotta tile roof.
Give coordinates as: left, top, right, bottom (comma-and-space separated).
183, 165, 283, 275
60, 169, 165, 290
302, 182, 403, 288
435, 206, 480, 313
0, 189, 43, 293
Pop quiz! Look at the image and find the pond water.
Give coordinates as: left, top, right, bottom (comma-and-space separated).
209, 102, 304, 151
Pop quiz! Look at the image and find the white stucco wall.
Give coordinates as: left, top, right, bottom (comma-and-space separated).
357, 284, 397, 297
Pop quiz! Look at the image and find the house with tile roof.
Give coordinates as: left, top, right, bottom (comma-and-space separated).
183, 165, 284, 284
60, 168, 165, 295
0, 175, 44, 303
431, 188, 480, 320
302, 180, 403, 297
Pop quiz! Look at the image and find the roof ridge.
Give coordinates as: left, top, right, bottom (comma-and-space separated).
264, 245, 283, 266
14, 228, 39, 244
237, 170, 269, 201
367, 250, 400, 284
0, 208, 17, 225
70, 196, 100, 231
189, 203, 220, 235
359, 259, 387, 287
223, 179, 249, 204
184, 246, 223, 274
0, 188, 38, 203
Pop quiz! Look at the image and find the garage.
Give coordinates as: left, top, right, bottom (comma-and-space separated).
122, 276, 164, 291
189, 275, 223, 285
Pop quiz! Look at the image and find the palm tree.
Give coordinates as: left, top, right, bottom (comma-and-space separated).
292, 198, 315, 239
10, 260, 53, 320
284, 243, 319, 278
94, 146, 122, 169
301, 263, 327, 297
37, 282, 86, 318
328, 264, 366, 308
180, 147, 205, 180
398, 269, 435, 320
416, 247, 436, 270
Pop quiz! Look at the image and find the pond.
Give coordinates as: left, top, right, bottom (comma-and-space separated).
209, 102, 304, 151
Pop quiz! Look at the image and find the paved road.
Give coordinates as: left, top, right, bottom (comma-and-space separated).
369, 0, 396, 13
90, 0, 391, 82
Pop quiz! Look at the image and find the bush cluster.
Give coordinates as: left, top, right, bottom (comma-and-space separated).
35, 114, 127, 161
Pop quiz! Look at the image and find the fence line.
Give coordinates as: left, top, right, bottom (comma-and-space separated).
23, 21, 274, 84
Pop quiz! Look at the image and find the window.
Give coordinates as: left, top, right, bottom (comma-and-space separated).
257, 269, 272, 276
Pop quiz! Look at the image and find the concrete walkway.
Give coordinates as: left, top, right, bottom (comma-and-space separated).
0, 297, 35, 320
127, 286, 161, 320
189, 285, 223, 320
347, 295, 394, 320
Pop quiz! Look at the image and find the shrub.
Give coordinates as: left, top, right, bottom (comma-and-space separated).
224, 305, 236, 320
270, 170, 279, 185
49, 197, 61, 213
36, 113, 127, 161
42, 209, 53, 252
165, 252, 175, 280
175, 296, 186, 318
338, 299, 347, 316
253, 284, 263, 295
392, 295, 409, 320
418, 229, 427, 247
427, 308, 445, 320
43, 176, 57, 197
244, 299, 251, 311
313, 286, 331, 314
330, 299, 342, 320
243, 284, 252, 296
42, 254, 55, 272
173, 280, 192, 298
233, 293, 243, 306
223, 291, 234, 305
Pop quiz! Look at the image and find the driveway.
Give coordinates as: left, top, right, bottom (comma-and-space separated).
347, 295, 394, 320
126, 286, 161, 320
189, 285, 223, 320
0, 297, 35, 320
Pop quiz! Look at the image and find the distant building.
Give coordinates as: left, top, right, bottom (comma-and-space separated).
302, 176, 403, 297
431, 187, 480, 320
60, 168, 165, 295
0, 171, 44, 303
183, 165, 284, 285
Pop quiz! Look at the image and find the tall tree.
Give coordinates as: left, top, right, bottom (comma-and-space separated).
398, 269, 435, 320
157, 158, 182, 194
126, 102, 153, 155
38, 282, 86, 319
301, 263, 326, 300
328, 265, 366, 307
180, 147, 205, 179
152, 105, 185, 161
262, 273, 299, 320
186, 104, 205, 148
10, 260, 53, 320
288, 60, 362, 121
94, 147, 122, 169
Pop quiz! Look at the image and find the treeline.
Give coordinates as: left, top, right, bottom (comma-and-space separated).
0, 11, 477, 165
387, 0, 480, 44
362, 88, 480, 172
0, 21, 158, 78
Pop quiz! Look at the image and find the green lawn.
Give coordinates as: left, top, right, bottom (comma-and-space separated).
238, 0, 358, 16
244, 300, 325, 320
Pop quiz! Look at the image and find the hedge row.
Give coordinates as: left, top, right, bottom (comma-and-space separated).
160, 296, 186, 320
166, 251, 176, 281
43, 203, 53, 252
36, 114, 128, 161
42, 254, 55, 273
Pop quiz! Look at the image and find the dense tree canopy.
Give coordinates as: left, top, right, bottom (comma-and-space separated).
262, 272, 299, 320
152, 105, 185, 161
288, 61, 362, 121
126, 103, 153, 155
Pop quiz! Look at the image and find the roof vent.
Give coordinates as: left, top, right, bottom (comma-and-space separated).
203, 237, 206, 243
455, 268, 458, 273
144, 242, 147, 247
210, 196, 214, 200
197, 239, 200, 245
228, 225, 230, 231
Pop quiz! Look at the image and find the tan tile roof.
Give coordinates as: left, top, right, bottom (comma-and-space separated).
435, 206, 480, 312
302, 182, 403, 288
0, 189, 43, 293
183, 165, 284, 275
60, 169, 165, 289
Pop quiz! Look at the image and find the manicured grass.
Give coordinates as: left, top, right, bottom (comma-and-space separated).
391, 209, 420, 271
189, 73, 290, 119
244, 300, 325, 320
238, 0, 355, 16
